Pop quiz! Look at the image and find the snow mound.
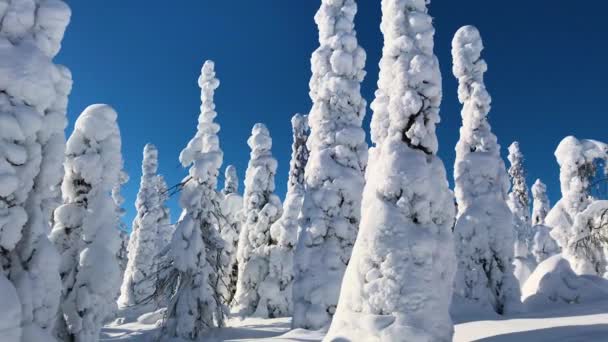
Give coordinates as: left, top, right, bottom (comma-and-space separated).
522, 255, 608, 310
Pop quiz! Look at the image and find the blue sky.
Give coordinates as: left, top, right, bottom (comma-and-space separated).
57, 1, 608, 228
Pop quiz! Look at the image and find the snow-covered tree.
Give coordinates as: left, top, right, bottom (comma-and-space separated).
50, 104, 124, 342
507, 142, 533, 256
218, 165, 243, 305
565, 200, 608, 277
253, 113, 310, 317
222, 165, 239, 196
547, 137, 608, 248
233, 123, 283, 317
530, 179, 559, 264
532, 179, 551, 226
161, 60, 225, 340
117, 230, 130, 276
0, 1, 73, 340
155, 174, 172, 254
119, 144, 167, 307
449, 26, 521, 314
292, 0, 368, 329
327, 2, 456, 340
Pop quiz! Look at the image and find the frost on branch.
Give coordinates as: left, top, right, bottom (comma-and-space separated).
161, 60, 226, 340
233, 123, 284, 318
0, 1, 72, 339
292, 0, 368, 330
450, 25, 521, 315
327, 2, 456, 341
50, 104, 124, 341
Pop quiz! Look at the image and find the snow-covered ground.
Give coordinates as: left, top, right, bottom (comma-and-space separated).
101, 300, 608, 342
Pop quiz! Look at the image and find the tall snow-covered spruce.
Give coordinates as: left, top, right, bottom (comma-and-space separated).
263, 114, 310, 316
449, 26, 521, 314
327, 1, 456, 340
119, 144, 166, 307
161, 60, 226, 340
0, 1, 72, 340
530, 179, 559, 264
293, 0, 368, 329
233, 123, 284, 317
218, 165, 243, 306
50, 104, 124, 342
507, 142, 533, 258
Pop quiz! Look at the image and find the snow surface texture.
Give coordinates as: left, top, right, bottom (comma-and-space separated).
0, 1, 72, 340
327, 2, 456, 341
233, 123, 285, 318
219, 165, 243, 306
50, 104, 124, 342
562, 200, 608, 277
547, 136, 608, 249
163, 60, 226, 340
450, 25, 521, 315
120, 144, 168, 307
522, 255, 608, 310
507, 142, 532, 255
292, 0, 368, 330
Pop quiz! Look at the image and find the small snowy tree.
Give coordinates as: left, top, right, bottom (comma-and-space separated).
566, 200, 608, 277
119, 144, 166, 307
161, 61, 225, 340
233, 123, 283, 317
222, 165, 239, 196
327, 2, 456, 340
449, 26, 521, 314
547, 137, 608, 248
218, 165, 243, 305
50, 104, 124, 341
117, 230, 130, 276
532, 179, 551, 226
531, 179, 559, 264
293, 0, 368, 329
507, 142, 533, 255
0, 1, 72, 340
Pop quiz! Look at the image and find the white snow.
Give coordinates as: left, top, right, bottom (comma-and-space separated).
293, 0, 368, 330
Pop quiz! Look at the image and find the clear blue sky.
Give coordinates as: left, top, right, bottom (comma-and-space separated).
57, 1, 608, 228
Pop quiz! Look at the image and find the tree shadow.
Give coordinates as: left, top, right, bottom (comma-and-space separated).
474, 324, 608, 342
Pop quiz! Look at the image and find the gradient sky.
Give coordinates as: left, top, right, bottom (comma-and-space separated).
57, 1, 608, 228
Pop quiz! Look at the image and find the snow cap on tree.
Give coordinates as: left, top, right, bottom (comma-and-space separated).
327, 2, 456, 341
51, 104, 124, 341
222, 165, 239, 195
292, 0, 368, 330
532, 179, 550, 226
450, 25, 521, 315
233, 123, 284, 317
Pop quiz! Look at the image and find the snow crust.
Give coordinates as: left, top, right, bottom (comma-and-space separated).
450, 25, 520, 315
522, 255, 608, 310
293, 0, 368, 330
327, 2, 455, 341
